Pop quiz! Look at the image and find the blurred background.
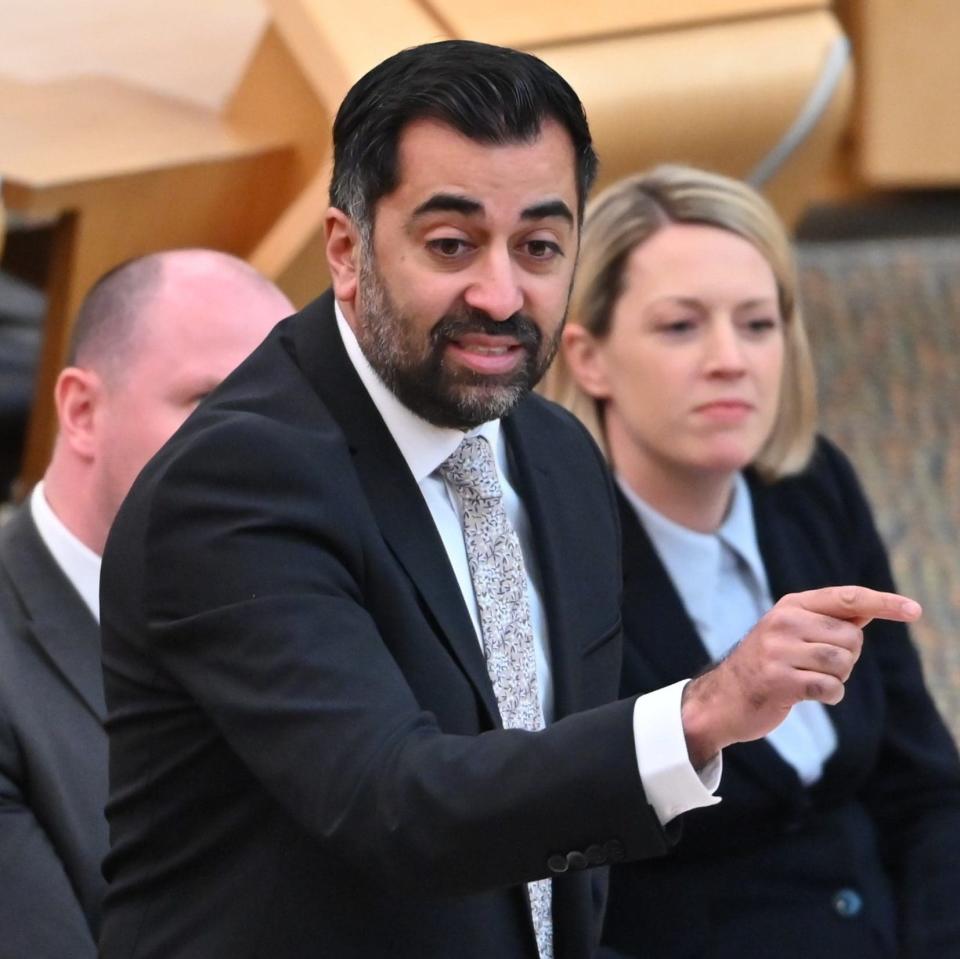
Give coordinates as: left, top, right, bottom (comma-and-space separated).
1, 0, 957, 729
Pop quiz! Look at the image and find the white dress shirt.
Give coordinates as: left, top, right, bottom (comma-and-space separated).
336, 303, 720, 823
618, 473, 837, 785
30, 480, 102, 623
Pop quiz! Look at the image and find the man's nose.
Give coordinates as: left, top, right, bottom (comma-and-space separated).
463, 250, 524, 322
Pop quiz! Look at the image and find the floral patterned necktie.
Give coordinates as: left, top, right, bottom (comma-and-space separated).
439, 434, 553, 959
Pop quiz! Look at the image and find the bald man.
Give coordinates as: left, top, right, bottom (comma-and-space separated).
0, 250, 292, 959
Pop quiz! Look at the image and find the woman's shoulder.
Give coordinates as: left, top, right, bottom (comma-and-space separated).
751, 435, 869, 518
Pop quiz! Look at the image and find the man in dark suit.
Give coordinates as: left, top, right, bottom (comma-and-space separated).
98, 42, 920, 959
0, 249, 292, 958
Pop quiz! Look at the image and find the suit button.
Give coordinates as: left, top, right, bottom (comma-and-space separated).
547, 854, 568, 874
832, 888, 863, 918
585, 844, 606, 865
605, 839, 626, 862
566, 851, 588, 871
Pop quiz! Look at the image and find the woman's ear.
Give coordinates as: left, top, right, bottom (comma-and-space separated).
561, 325, 612, 400
324, 207, 360, 303
54, 367, 103, 461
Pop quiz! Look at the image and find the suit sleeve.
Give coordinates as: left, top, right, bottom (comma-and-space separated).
113, 418, 667, 898
823, 442, 960, 957
0, 695, 97, 959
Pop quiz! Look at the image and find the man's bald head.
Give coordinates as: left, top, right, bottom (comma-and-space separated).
45, 249, 294, 554
67, 249, 292, 384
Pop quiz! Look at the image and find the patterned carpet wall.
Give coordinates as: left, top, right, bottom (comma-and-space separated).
798, 237, 960, 739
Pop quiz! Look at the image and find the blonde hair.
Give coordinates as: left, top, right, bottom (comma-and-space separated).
543, 164, 817, 481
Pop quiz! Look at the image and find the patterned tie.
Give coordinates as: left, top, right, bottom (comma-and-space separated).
439, 435, 553, 959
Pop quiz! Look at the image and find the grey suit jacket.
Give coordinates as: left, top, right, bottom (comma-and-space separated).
0, 505, 106, 958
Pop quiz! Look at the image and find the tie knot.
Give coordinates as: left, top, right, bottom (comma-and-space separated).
439, 435, 501, 500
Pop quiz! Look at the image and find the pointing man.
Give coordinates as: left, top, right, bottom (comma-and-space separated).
99, 44, 919, 959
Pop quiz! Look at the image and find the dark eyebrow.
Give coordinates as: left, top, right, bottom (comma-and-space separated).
520, 200, 574, 226
409, 194, 575, 227
412, 193, 483, 219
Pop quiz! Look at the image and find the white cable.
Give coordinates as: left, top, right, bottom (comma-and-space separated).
748, 33, 851, 187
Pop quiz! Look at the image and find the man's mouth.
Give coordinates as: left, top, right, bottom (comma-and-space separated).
446, 334, 526, 375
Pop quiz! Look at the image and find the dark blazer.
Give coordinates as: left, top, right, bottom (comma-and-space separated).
99, 291, 675, 959
0, 505, 107, 958
602, 438, 960, 959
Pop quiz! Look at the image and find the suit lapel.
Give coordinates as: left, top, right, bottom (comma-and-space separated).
0, 506, 105, 722
294, 294, 501, 726
501, 406, 583, 718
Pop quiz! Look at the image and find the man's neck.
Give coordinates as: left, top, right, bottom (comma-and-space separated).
41, 461, 107, 556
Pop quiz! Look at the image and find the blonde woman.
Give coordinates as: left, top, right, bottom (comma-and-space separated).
545, 165, 960, 958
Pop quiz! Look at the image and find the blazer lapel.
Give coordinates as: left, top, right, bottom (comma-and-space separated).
0, 506, 105, 722
294, 294, 501, 727
500, 406, 583, 718
617, 490, 710, 684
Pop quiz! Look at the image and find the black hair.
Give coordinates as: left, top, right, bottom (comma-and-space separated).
329, 39, 597, 230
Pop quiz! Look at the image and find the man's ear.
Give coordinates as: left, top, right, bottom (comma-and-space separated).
561, 325, 612, 400
325, 207, 361, 304
54, 367, 104, 461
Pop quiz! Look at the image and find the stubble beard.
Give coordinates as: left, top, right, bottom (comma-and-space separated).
353, 254, 564, 430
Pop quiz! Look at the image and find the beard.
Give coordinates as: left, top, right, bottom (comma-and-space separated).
353, 255, 564, 430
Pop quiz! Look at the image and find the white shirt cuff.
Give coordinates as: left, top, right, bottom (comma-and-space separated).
632, 679, 722, 825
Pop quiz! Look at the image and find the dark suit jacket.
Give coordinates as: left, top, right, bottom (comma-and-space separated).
601, 438, 960, 959
0, 505, 107, 958
99, 291, 675, 959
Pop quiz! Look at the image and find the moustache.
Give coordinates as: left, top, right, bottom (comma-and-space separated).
430, 308, 542, 350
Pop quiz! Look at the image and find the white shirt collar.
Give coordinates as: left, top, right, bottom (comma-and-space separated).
616, 472, 768, 633
29, 480, 102, 622
334, 301, 502, 479
716, 472, 768, 590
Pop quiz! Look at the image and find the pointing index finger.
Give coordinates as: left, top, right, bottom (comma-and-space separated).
795, 585, 922, 626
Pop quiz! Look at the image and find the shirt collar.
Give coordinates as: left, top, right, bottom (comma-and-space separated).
717, 472, 768, 594
617, 476, 720, 631
29, 480, 102, 622
334, 301, 502, 481
616, 473, 767, 632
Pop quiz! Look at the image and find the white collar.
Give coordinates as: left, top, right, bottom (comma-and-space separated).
617, 473, 768, 631
29, 480, 102, 622
334, 301, 502, 480
716, 472, 768, 587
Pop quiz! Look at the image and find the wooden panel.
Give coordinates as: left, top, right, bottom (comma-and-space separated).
0, 76, 288, 199
847, 0, 960, 186
267, 0, 447, 114
1, 0, 264, 110
421, 0, 827, 48
226, 26, 330, 199
538, 10, 850, 225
